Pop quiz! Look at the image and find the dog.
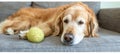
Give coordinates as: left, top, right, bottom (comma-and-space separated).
0, 2, 98, 45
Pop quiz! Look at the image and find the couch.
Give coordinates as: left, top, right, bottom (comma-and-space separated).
0, 2, 120, 52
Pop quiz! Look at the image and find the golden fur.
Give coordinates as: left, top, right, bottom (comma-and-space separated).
0, 2, 98, 39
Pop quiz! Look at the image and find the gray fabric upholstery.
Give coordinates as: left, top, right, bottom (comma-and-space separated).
0, 2, 100, 21
0, 28, 120, 52
32, 2, 100, 14
98, 8, 120, 33
0, 2, 120, 52
0, 2, 30, 22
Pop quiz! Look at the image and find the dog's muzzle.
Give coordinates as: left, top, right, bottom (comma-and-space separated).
62, 33, 74, 45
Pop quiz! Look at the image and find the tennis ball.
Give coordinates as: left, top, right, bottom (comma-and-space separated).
26, 27, 44, 43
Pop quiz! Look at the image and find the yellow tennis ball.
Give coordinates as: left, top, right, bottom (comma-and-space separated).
27, 27, 44, 43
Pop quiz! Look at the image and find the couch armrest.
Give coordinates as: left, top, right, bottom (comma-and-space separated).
98, 8, 120, 33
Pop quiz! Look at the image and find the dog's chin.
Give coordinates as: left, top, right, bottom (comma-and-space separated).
61, 35, 84, 46
61, 39, 83, 46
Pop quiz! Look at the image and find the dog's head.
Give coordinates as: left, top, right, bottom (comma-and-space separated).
54, 2, 98, 45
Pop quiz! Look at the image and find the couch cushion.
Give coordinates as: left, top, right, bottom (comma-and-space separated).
0, 28, 120, 52
98, 8, 120, 33
31, 2, 100, 15
0, 2, 31, 22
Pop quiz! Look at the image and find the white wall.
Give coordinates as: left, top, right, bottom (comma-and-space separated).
101, 2, 120, 9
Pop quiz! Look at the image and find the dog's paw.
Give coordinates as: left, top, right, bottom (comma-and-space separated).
6, 28, 14, 35
18, 34, 27, 40
18, 30, 28, 40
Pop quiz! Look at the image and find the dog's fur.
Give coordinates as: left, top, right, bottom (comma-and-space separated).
0, 2, 98, 45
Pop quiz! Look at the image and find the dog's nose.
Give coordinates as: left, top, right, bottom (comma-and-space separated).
64, 33, 74, 43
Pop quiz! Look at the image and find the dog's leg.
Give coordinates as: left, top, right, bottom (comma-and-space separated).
0, 20, 10, 34
18, 30, 29, 39
0, 20, 15, 34
0, 18, 31, 35
0, 22, 3, 34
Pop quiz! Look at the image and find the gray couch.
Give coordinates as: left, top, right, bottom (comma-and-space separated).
0, 2, 120, 52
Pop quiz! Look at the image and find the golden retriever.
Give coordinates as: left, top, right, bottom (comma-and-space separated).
0, 2, 98, 45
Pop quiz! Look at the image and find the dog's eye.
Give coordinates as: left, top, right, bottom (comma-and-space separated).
64, 19, 69, 24
78, 21, 84, 25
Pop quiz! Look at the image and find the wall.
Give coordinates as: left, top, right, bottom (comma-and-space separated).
101, 2, 120, 9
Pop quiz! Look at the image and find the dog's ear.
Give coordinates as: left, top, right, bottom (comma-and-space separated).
79, 2, 99, 37
87, 7, 98, 37
52, 10, 64, 36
